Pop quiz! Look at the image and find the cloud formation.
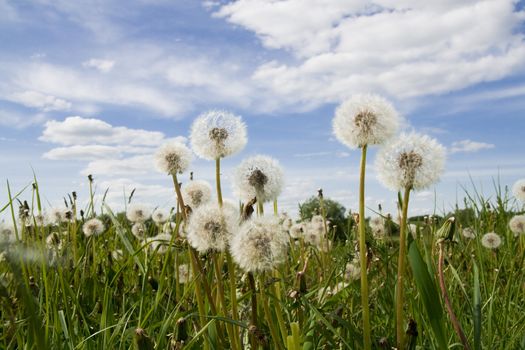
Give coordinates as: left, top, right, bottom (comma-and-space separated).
449, 139, 495, 154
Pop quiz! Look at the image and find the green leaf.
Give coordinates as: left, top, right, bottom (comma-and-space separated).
473, 262, 482, 350
407, 241, 448, 350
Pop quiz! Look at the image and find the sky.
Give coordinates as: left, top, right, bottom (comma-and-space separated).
1, 0, 525, 221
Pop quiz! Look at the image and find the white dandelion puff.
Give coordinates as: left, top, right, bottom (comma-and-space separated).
46, 232, 63, 251
131, 223, 147, 240
187, 201, 239, 253
154, 142, 193, 175
333, 94, 400, 148
375, 133, 446, 191
178, 264, 192, 284
111, 249, 124, 261
461, 227, 476, 239
0, 222, 16, 244
370, 217, 386, 238
512, 179, 525, 203
230, 216, 288, 273
509, 215, 525, 236
126, 204, 151, 223
182, 180, 212, 209
345, 261, 361, 281
289, 223, 305, 239
82, 218, 105, 237
147, 233, 173, 254
152, 208, 169, 225
190, 110, 247, 160
48, 208, 65, 225
481, 232, 502, 249
233, 155, 284, 203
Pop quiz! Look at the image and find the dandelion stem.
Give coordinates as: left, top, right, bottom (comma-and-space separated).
358, 144, 372, 350
259, 274, 283, 350
396, 186, 411, 350
248, 272, 259, 349
216, 158, 223, 207
187, 246, 209, 350
213, 254, 238, 350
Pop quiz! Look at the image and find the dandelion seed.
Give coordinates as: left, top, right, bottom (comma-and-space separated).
182, 180, 212, 209
154, 142, 193, 175
233, 155, 284, 203
82, 218, 105, 237
375, 133, 446, 191
0, 222, 15, 244
512, 179, 525, 203
46, 232, 63, 251
178, 264, 192, 284
132, 223, 147, 240
230, 216, 288, 273
289, 223, 305, 239
48, 208, 65, 225
345, 261, 361, 281
370, 217, 386, 238
126, 204, 151, 223
481, 232, 502, 249
461, 227, 476, 239
186, 201, 239, 253
333, 94, 400, 148
190, 110, 247, 160
152, 208, 169, 225
147, 233, 173, 254
509, 215, 525, 236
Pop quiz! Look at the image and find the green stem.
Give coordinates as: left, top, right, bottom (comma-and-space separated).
226, 253, 241, 349
213, 254, 238, 350
396, 186, 412, 350
248, 272, 259, 349
259, 274, 283, 350
216, 158, 223, 207
358, 145, 371, 350
187, 246, 210, 350
171, 174, 186, 221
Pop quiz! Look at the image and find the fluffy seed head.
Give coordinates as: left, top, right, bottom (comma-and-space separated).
190, 110, 247, 160
370, 217, 386, 238
333, 94, 400, 148
461, 227, 476, 239
481, 232, 502, 249
126, 204, 151, 223
0, 222, 15, 244
375, 133, 446, 191
182, 180, 212, 209
152, 208, 169, 225
509, 215, 525, 236
345, 261, 361, 281
512, 179, 525, 203
230, 216, 288, 273
178, 264, 192, 284
131, 223, 147, 240
155, 142, 192, 175
48, 208, 65, 225
233, 155, 284, 203
82, 218, 105, 237
147, 233, 173, 254
187, 201, 239, 253
46, 232, 63, 250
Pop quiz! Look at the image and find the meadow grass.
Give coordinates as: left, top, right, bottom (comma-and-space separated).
1, 177, 524, 350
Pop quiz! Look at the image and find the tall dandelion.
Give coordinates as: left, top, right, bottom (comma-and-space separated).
82, 218, 105, 237
126, 204, 152, 223
375, 132, 445, 349
481, 232, 502, 249
182, 180, 212, 209
509, 215, 525, 236
332, 93, 400, 350
233, 155, 284, 213
512, 179, 525, 203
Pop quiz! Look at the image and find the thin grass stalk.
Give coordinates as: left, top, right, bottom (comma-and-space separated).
213, 254, 238, 350
396, 186, 411, 350
248, 272, 259, 349
358, 145, 372, 350
259, 274, 283, 350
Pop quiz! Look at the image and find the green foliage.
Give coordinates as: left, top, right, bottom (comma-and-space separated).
299, 196, 348, 240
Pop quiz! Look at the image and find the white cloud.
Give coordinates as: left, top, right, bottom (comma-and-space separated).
449, 139, 495, 154
6, 90, 72, 111
82, 58, 115, 73
0, 109, 47, 128
82, 155, 154, 176
217, 0, 525, 108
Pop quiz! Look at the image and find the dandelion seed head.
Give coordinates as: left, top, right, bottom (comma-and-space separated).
152, 208, 169, 225
48, 208, 65, 225
46, 232, 63, 250
333, 94, 400, 148
187, 201, 239, 253
190, 110, 247, 160
111, 249, 124, 261
182, 180, 212, 209
512, 179, 525, 203
230, 216, 288, 273
345, 261, 361, 281
82, 218, 105, 237
126, 204, 151, 223
461, 227, 476, 239
233, 155, 284, 203
131, 222, 147, 240
375, 132, 446, 191
370, 217, 386, 238
0, 222, 15, 244
289, 223, 305, 239
147, 233, 173, 254
155, 142, 192, 175
509, 215, 525, 236
178, 264, 192, 284
481, 232, 502, 249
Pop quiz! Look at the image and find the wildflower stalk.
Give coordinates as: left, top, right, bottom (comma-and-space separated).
438, 240, 471, 350
396, 186, 411, 350
357, 145, 372, 350
213, 254, 239, 350
259, 274, 283, 350
247, 272, 259, 349
216, 158, 223, 206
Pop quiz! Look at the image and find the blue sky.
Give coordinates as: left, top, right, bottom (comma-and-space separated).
1, 0, 525, 220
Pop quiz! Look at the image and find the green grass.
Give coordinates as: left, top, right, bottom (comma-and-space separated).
1, 179, 524, 349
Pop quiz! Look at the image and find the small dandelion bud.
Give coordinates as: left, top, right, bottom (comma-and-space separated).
332, 94, 400, 148
233, 155, 284, 203
126, 204, 151, 223
375, 132, 446, 191
481, 232, 502, 249
509, 215, 525, 236
154, 142, 192, 175
82, 218, 105, 237
512, 179, 525, 203
190, 110, 247, 160
182, 180, 212, 209
186, 202, 239, 253
230, 216, 289, 273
